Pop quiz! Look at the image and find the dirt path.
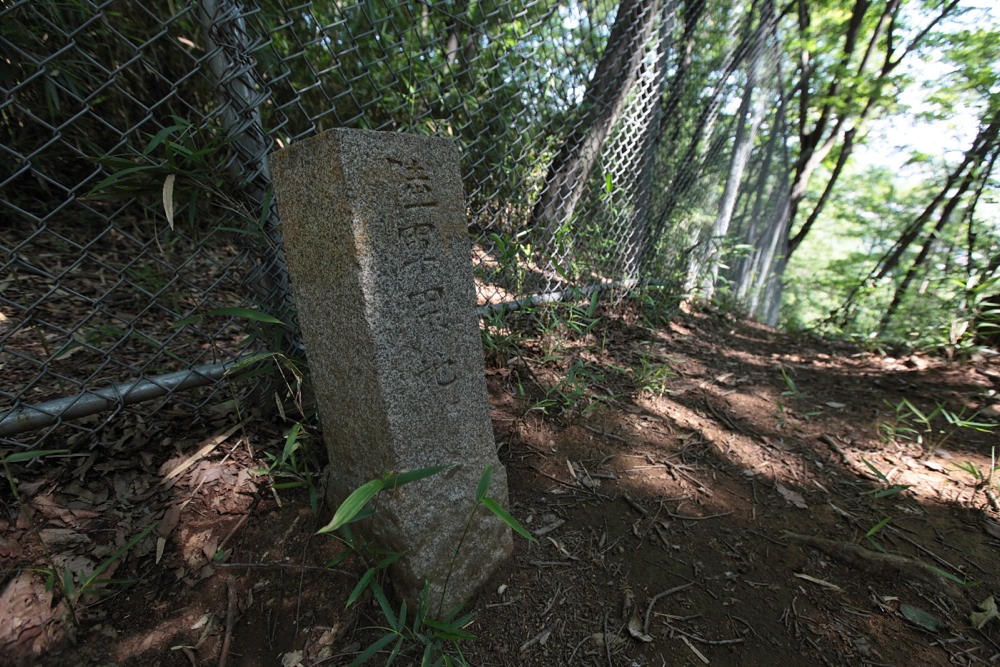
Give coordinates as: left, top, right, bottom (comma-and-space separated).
2, 305, 999, 666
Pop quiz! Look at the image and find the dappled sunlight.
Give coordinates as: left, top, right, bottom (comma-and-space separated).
468, 303, 999, 666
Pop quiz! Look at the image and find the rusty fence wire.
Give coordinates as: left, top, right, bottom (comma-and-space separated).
0, 0, 790, 448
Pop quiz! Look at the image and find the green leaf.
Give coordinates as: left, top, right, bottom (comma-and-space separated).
397, 599, 407, 633
142, 123, 190, 156
480, 498, 537, 543
475, 466, 493, 502
62, 570, 75, 600
384, 464, 452, 490
88, 164, 159, 195
899, 603, 947, 633
272, 481, 306, 490
375, 551, 405, 570
171, 314, 203, 328
873, 484, 910, 498
413, 581, 430, 634
386, 636, 405, 665
282, 423, 303, 460
865, 517, 891, 537
861, 457, 890, 484
346, 567, 376, 607
372, 579, 397, 629
83, 524, 155, 588
424, 617, 476, 641
223, 351, 281, 373
348, 631, 398, 667
205, 307, 287, 325
317, 479, 385, 534
2, 449, 70, 463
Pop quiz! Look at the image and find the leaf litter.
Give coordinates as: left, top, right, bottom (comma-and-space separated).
1, 304, 999, 665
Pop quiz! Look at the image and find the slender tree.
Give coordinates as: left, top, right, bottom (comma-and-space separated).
532, 0, 661, 262
784, 0, 961, 258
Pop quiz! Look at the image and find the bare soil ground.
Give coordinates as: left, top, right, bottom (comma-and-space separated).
2, 303, 1000, 666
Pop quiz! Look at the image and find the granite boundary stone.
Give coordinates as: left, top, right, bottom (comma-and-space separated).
269, 128, 512, 611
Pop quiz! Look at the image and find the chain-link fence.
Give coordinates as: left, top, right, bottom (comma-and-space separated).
1, 0, 790, 448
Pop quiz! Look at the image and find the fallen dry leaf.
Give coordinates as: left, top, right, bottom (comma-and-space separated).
776, 482, 808, 509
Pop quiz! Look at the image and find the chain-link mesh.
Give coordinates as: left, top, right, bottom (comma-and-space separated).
1, 0, 790, 447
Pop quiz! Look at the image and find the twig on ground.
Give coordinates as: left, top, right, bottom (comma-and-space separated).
518, 625, 552, 653
661, 509, 733, 521
985, 488, 1000, 513
782, 531, 957, 590
665, 620, 745, 646
643, 583, 693, 636
217, 562, 351, 575
623, 494, 649, 517
886, 528, 965, 578
529, 560, 576, 567
218, 577, 237, 667
820, 433, 850, 464
581, 423, 630, 443
727, 614, 761, 641
603, 611, 613, 667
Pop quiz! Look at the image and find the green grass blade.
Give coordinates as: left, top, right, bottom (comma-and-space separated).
3, 449, 69, 463
371, 579, 397, 629
866, 517, 892, 538
861, 457, 890, 484
318, 479, 385, 534
346, 567, 376, 608
384, 464, 452, 490
205, 307, 287, 325
475, 466, 493, 502
85, 524, 154, 586
480, 498, 537, 543
348, 632, 398, 667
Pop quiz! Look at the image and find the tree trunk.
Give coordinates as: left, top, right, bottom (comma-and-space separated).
688, 19, 767, 298
532, 0, 660, 263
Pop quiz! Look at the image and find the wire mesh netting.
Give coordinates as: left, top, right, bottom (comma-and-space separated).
1, 0, 790, 447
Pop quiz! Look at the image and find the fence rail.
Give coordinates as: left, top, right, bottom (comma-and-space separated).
1, 0, 790, 447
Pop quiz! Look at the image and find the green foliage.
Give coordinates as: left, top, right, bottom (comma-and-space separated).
45, 524, 155, 619
861, 457, 912, 499
954, 447, 999, 507
0, 448, 151, 626
480, 310, 527, 369
317, 465, 535, 666
630, 353, 677, 398
878, 398, 996, 454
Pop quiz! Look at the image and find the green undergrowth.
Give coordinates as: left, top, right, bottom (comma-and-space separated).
481, 291, 681, 419
317, 465, 536, 666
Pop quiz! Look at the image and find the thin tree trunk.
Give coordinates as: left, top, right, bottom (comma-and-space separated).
532, 0, 660, 257
688, 20, 767, 298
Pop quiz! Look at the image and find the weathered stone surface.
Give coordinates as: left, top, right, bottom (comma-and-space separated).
270, 128, 511, 611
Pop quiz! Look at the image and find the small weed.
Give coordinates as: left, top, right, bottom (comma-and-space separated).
487, 230, 533, 294
480, 311, 525, 368
864, 516, 893, 552
878, 398, 995, 453
773, 400, 790, 429
317, 465, 535, 666
251, 422, 321, 511
861, 457, 912, 498
955, 447, 999, 508
563, 292, 602, 338
779, 366, 802, 398
1, 448, 153, 625
524, 360, 607, 417
630, 353, 675, 398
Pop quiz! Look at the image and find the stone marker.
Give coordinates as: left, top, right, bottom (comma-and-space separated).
269, 129, 511, 611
